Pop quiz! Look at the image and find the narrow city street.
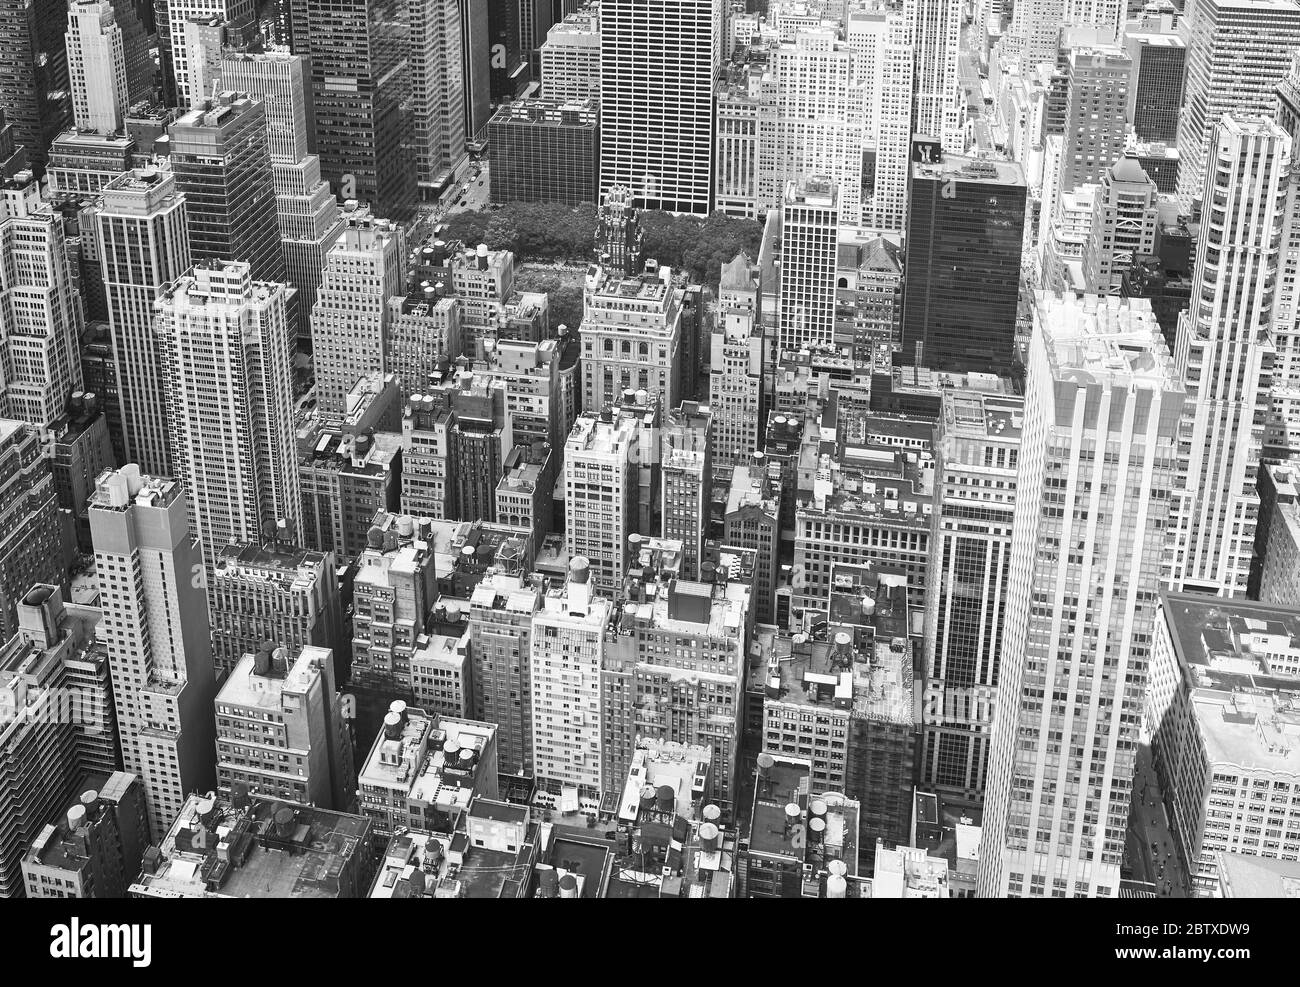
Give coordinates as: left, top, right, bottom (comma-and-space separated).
1126, 744, 1192, 897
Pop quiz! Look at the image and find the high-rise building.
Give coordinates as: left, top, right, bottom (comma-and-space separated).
22, 775, 147, 899
594, 184, 643, 276
155, 262, 300, 570
1169, 116, 1288, 597
0, 423, 67, 642
409, 0, 468, 197
285, 0, 416, 219
216, 644, 353, 811
1005, 0, 1123, 73
599, 0, 721, 213
1082, 156, 1160, 295
219, 45, 346, 351
95, 168, 192, 475
170, 93, 287, 288
351, 511, 439, 691
1058, 45, 1132, 199
661, 401, 712, 581
530, 558, 612, 798
450, 243, 515, 358
1146, 592, 1300, 896
65, 0, 129, 134
907, 0, 964, 153
978, 293, 1184, 899
580, 264, 683, 413
468, 570, 542, 775
709, 253, 765, 470
902, 151, 1026, 374
778, 178, 839, 353
1175, 0, 1300, 214
311, 217, 407, 417
0, 585, 115, 897
540, 3, 600, 100
1123, 16, 1185, 144
158, 0, 254, 106
724, 455, 782, 625
565, 411, 639, 596
89, 466, 218, 841
386, 289, 463, 401
209, 538, 343, 681
0, 187, 85, 431
921, 390, 1021, 808
0, 0, 71, 173
488, 97, 599, 205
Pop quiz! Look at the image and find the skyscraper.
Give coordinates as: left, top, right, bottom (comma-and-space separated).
468, 570, 542, 775
158, 0, 255, 107
661, 401, 712, 581
565, 411, 639, 596
921, 389, 1021, 807
218, 46, 345, 350
906, 0, 964, 153
0, 185, 85, 431
1058, 45, 1132, 198
89, 466, 218, 840
901, 150, 1026, 373
286, 0, 416, 219
778, 177, 839, 353
170, 93, 287, 287
1082, 156, 1160, 295
978, 293, 1183, 898
709, 253, 764, 470
0, 0, 71, 172
155, 262, 301, 569
0, 424, 66, 642
65, 0, 129, 134
311, 216, 407, 417
95, 166, 192, 476
1123, 15, 1185, 144
410, 0, 468, 196
1169, 115, 1289, 596
599, 0, 721, 213
1175, 0, 1300, 213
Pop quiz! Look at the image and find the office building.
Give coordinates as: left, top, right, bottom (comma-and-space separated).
778, 178, 839, 353
155, 263, 300, 570
907, 0, 964, 153
312, 217, 407, 418
1169, 116, 1287, 596
0, 189, 85, 431
581, 264, 684, 414
661, 402, 712, 581
209, 538, 343, 680
1082, 156, 1160, 295
709, 254, 765, 470
22, 775, 147, 899
0, 0, 70, 173
1124, 18, 1185, 144
594, 184, 643, 276
219, 45, 346, 350
902, 152, 1026, 374
0, 423, 67, 642
1059, 45, 1132, 199
978, 293, 1184, 898
488, 97, 599, 205
387, 289, 463, 401
130, 791, 373, 898
921, 390, 1021, 807
564, 412, 639, 596
89, 467, 218, 840
541, 3, 601, 100
724, 455, 782, 626
95, 167, 192, 475
65, 0, 129, 134
170, 93, 286, 288
1175, 0, 1300, 213
159, 0, 254, 106
408, 0, 468, 197
599, 0, 721, 213
467, 571, 542, 775
285, 0, 415, 218
216, 644, 353, 810
451, 243, 516, 358
530, 558, 613, 799
1147, 593, 1300, 895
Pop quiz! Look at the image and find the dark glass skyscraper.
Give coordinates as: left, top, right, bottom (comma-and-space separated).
488, 97, 598, 205
287, 0, 416, 220
0, 0, 71, 173
901, 149, 1026, 374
